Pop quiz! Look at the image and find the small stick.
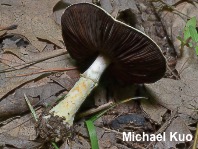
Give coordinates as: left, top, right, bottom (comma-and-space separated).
78, 97, 147, 119
166, 64, 180, 79
193, 123, 198, 149
0, 49, 67, 73
77, 102, 114, 119
102, 127, 123, 135
6, 67, 77, 77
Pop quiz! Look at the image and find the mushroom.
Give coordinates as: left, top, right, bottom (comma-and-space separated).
40, 3, 166, 139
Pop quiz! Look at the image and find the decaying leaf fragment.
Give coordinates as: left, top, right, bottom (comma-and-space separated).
155, 117, 192, 148
0, 0, 63, 51
0, 45, 73, 99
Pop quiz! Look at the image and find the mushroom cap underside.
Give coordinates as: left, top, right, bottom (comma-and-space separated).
61, 3, 166, 84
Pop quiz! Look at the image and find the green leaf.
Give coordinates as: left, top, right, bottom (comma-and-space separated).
189, 25, 198, 42
51, 142, 59, 149
186, 16, 197, 28
188, 42, 193, 48
177, 36, 185, 43
85, 97, 147, 149
24, 94, 38, 122
184, 27, 191, 41
85, 120, 99, 149
195, 46, 198, 56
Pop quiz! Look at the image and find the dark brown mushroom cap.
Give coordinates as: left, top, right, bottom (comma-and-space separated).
61, 3, 166, 84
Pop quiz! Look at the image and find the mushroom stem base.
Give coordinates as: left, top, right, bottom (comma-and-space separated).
38, 111, 72, 141
49, 77, 96, 125
43, 55, 110, 126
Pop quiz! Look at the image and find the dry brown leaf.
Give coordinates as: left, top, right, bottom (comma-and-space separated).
141, 100, 167, 125
64, 136, 91, 149
0, 0, 63, 51
149, 53, 198, 120
49, 74, 77, 90
99, 132, 116, 149
155, 117, 192, 148
53, 0, 93, 25
100, 0, 139, 14
161, 0, 182, 5
0, 83, 65, 119
146, 65, 198, 122
0, 30, 6, 37
0, 133, 41, 148
0, 109, 41, 140
0, 110, 42, 148
0, 47, 72, 99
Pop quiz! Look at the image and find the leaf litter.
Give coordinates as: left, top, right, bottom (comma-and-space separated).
147, 0, 198, 125
0, 35, 76, 99
0, 109, 42, 148
0, 18, 78, 148
0, 0, 64, 51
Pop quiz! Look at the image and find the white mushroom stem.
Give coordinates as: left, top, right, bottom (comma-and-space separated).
47, 55, 110, 125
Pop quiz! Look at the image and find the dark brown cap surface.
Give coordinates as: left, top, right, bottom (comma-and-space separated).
61, 3, 166, 84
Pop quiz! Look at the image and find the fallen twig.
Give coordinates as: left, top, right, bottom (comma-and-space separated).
77, 102, 114, 119
6, 67, 77, 77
